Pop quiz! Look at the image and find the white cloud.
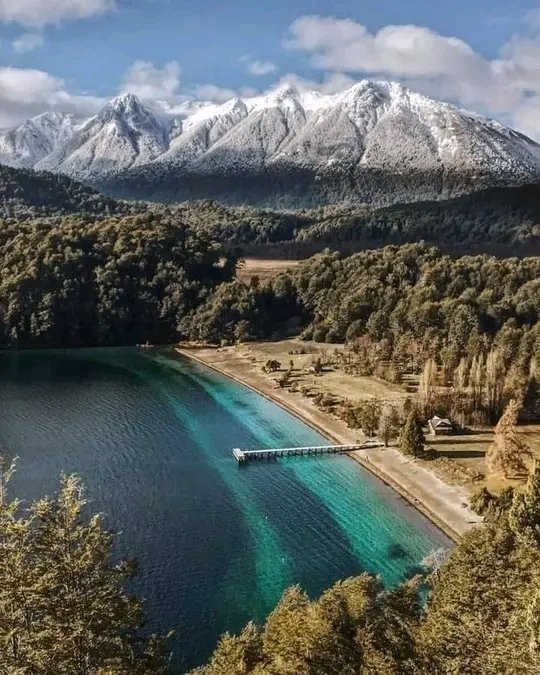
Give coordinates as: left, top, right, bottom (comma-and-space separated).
0, 0, 115, 28
119, 60, 182, 102
193, 83, 258, 102
245, 59, 277, 76
274, 71, 356, 95
0, 66, 103, 127
285, 15, 540, 139
12, 32, 44, 54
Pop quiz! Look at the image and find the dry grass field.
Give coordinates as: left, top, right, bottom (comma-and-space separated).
239, 339, 540, 496
236, 258, 301, 281
425, 426, 540, 493
244, 339, 407, 403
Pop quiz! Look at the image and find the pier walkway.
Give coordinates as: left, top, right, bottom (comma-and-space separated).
233, 440, 384, 463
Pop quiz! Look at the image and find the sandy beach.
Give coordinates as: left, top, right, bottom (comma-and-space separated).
175, 344, 483, 541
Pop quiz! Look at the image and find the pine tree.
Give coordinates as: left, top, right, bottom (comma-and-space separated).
509, 462, 540, 546
526, 588, 540, 657
0, 464, 170, 674
199, 622, 262, 675
398, 411, 426, 457
487, 399, 532, 478
378, 404, 401, 447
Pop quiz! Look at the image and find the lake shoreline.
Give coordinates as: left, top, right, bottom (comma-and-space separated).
174, 345, 482, 542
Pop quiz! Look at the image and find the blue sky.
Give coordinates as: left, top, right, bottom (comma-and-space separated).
1, 0, 540, 138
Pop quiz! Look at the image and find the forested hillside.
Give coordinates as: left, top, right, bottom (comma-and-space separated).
186, 243, 540, 353
0, 165, 133, 218
0, 213, 237, 348
1, 165, 540, 254
154, 183, 540, 256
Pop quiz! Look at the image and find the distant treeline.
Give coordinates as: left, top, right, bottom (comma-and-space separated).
187, 243, 540, 355
169, 183, 540, 256
0, 165, 134, 219
1, 165, 540, 256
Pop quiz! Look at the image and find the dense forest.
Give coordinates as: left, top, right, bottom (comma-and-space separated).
0, 165, 134, 219
187, 244, 539, 358
147, 183, 540, 256
0, 213, 237, 348
1, 166, 540, 256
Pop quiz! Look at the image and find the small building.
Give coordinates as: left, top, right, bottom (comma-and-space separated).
428, 416, 454, 436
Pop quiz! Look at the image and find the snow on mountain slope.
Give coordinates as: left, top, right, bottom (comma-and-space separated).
1, 81, 540, 207
36, 94, 169, 178
160, 97, 249, 166
0, 112, 77, 168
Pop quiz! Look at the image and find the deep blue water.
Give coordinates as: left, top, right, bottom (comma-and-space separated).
0, 348, 450, 671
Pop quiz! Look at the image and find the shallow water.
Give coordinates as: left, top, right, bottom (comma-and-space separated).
0, 348, 450, 671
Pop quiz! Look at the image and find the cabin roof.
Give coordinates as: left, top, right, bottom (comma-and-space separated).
429, 415, 453, 428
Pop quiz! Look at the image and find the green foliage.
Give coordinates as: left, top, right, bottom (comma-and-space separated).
195, 574, 421, 675
137, 183, 540, 257
0, 459, 169, 673
377, 404, 401, 446
470, 486, 515, 521
418, 523, 540, 674
196, 622, 262, 675
0, 213, 235, 348
345, 400, 381, 437
509, 463, 540, 545
0, 165, 132, 219
399, 411, 426, 457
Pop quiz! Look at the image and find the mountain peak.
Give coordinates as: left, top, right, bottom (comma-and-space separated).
2, 80, 540, 208
104, 93, 145, 114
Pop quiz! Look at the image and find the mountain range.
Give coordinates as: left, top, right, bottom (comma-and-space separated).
1, 81, 540, 208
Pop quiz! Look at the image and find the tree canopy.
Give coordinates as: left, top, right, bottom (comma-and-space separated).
0, 458, 169, 674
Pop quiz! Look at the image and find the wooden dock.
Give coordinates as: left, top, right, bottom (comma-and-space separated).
232, 440, 384, 463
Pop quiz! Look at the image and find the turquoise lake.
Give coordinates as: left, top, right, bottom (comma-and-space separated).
0, 348, 451, 671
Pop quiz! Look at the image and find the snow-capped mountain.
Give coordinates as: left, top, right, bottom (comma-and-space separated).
0, 112, 76, 169
1, 81, 540, 207
36, 94, 169, 177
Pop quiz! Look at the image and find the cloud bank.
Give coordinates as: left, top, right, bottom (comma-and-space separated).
286, 15, 540, 138
3, 13, 540, 141
0, 0, 115, 28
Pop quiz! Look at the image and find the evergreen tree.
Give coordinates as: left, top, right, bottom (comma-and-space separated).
487, 399, 532, 478
509, 462, 540, 545
0, 462, 170, 674
197, 622, 262, 675
418, 523, 540, 674
527, 588, 540, 658
377, 404, 401, 447
398, 411, 426, 457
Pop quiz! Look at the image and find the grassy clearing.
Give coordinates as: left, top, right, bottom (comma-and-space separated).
244, 339, 407, 403
238, 338, 540, 496
424, 426, 540, 493
236, 258, 301, 281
